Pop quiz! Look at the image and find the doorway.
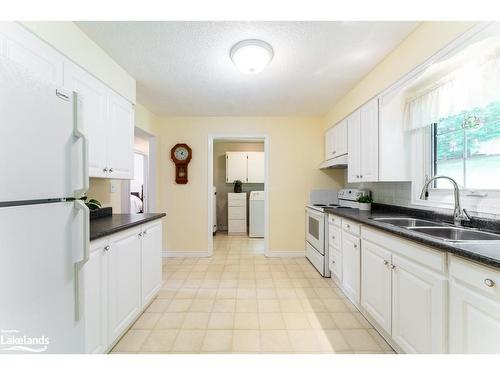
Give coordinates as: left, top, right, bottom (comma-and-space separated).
122, 127, 158, 213
207, 134, 270, 257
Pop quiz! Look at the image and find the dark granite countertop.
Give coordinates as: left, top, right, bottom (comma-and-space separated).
90, 213, 166, 241
324, 204, 500, 269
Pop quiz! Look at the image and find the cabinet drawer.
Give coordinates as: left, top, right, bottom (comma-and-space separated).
228, 206, 246, 220
328, 214, 341, 227
342, 219, 360, 237
329, 226, 342, 250
228, 200, 246, 207
228, 219, 246, 233
228, 193, 246, 202
450, 255, 500, 298
362, 226, 446, 273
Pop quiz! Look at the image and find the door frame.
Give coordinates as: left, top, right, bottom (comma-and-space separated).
207, 134, 270, 257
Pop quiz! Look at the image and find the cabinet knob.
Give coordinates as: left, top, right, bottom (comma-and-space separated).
332, 150, 336, 154
346, 224, 350, 229
484, 278, 495, 287
332, 260, 335, 263
138, 232, 143, 237
104, 245, 110, 251
143, 231, 147, 236
109, 168, 114, 173
383, 260, 389, 266
103, 167, 108, 172
353, 244, 358, 248
389, 264, 396, 270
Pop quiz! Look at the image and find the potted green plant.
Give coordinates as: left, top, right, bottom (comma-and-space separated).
357, 194, 373, 211
233, 180, 242, 193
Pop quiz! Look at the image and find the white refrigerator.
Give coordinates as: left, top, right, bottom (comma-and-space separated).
0, 57, 89, 353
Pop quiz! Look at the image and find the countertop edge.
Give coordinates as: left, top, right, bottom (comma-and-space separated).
324, 207, 500, 270
90, 213, 166, 241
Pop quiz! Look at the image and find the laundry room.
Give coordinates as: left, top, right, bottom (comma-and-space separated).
212, 138, 266, 242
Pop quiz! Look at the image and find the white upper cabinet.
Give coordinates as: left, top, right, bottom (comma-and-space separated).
64, 64, 134, 179
226, 151, 264, 184
226, 152, 248, 183
325, 119, 347, 161
347, 110, 361, 182
348, 99, 379, 183
247, 152, 265, 183
107, 92, 134, 179
64, 63, 109, 178
0, 22, 63, 85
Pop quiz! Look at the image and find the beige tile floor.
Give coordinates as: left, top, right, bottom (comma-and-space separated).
111, 233, 395, 354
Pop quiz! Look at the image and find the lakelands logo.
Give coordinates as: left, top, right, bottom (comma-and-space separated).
0, 329, 50, 353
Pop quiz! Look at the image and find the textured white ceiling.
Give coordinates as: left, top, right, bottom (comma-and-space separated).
76, 21, 419, 116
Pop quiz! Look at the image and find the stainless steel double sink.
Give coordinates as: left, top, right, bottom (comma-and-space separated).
370, 217, 500, 243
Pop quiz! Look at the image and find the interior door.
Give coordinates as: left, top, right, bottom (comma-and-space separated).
246, 152, 265, 183
391, 254, 446, 353
108, 227, 142, 344
347, 110, 361, 183
361, 239, 392, 333
226, 152, 247, 183
360, 98, 379, 182
108, 92, 134, 179
64, 63, 108, 178
0, 57, 82, 201
0, 201, 86, 353
342, 231, 361, 304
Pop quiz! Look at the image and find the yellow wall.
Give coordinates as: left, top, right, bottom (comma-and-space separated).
20, 21, 136, 103
156, 117, 344, 254
324, 21, 477, 127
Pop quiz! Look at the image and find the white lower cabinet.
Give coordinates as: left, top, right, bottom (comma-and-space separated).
83, 239, 108, 354
449, 255, 500, 353
341, 231, 361, 305
391, 254, 446, 354
83, 219, 163, 353
359, 227, 447, 353
141, 220, 163, 306
108, 227, 142, 344
361, 240, 392, 334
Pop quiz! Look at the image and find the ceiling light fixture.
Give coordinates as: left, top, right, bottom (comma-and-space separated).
230, 39, 274, 74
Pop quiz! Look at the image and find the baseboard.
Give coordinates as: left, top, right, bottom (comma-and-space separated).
266, 251, 305, 258
162, 250, 210, 258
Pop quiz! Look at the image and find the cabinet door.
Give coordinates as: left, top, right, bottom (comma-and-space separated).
108, 92, 134, 179
341, 232, 361, 304
83, 240, 108, 354
347, 110, 361, 183
359, 98, 379, 182
449, 280, 500, 353
0, 22, 63, 85
64, 63, 109, 178
361, 240, 392, 334
324, 126, 335, 160
247, 152, 265, 183
335, 119, 348, 156
391, 254, 446, 353
226, 152, 247, 183
141, 220, 163, 307
108, 228, 142, 344
329, 246, 342, 282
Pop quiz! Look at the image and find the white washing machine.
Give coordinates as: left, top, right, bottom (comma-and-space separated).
249, 191, 265, 238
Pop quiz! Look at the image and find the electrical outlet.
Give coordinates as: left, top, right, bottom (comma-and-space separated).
110, 181, 116, 193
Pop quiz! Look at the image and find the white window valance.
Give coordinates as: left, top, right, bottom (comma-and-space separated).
404, 46, 500, 131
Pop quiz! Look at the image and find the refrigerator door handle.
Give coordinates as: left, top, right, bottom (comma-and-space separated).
74, 199, 90, 320
73, 92, 89, 197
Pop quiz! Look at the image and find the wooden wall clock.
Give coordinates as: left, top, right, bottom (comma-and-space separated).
170, 143, 192, 184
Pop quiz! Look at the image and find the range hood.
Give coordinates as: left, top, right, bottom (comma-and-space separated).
319, 153, 348, 169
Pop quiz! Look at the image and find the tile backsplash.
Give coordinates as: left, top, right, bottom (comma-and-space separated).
347, 181, 500, 220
